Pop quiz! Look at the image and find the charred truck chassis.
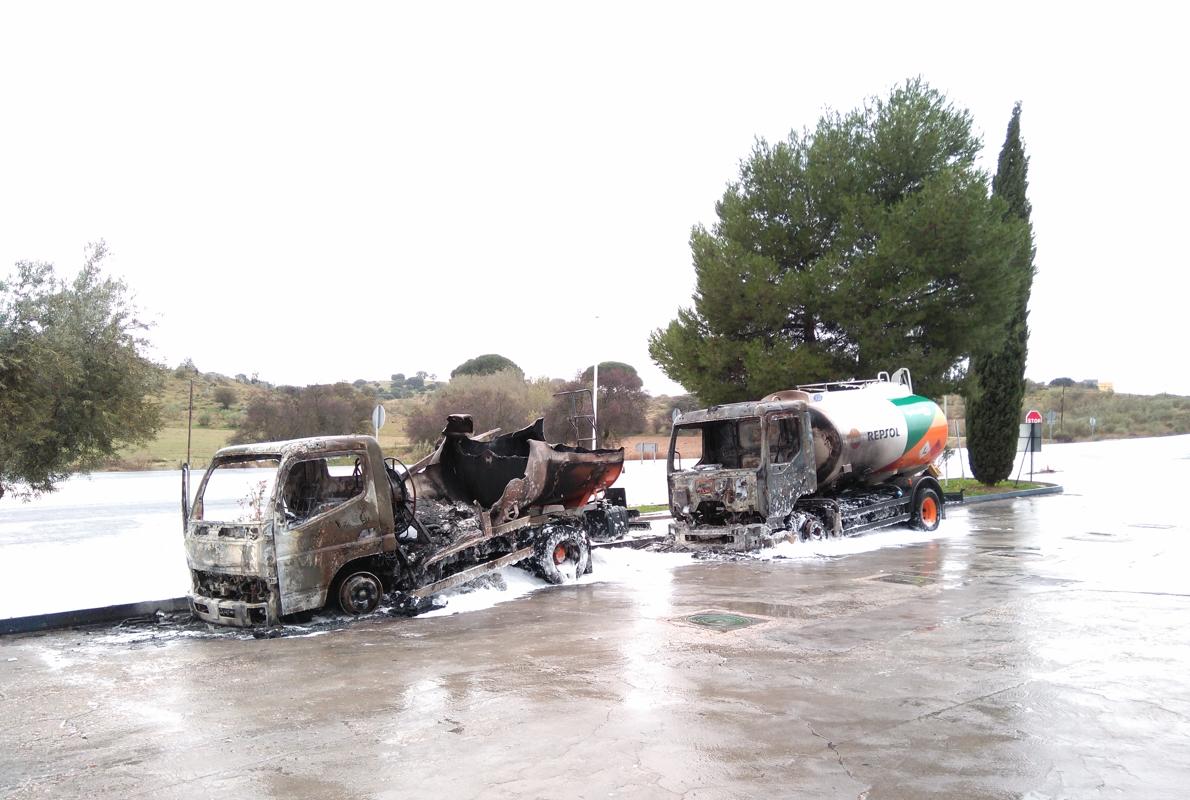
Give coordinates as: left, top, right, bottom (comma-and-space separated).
183, 417, 624, 627
669, 479, 943, 551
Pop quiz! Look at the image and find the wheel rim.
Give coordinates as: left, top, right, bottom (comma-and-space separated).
550, 537, 582, 581
921, 496, 938, 526
341, 574, 380, 615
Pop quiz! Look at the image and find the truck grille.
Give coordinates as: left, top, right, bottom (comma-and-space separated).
193, 570, 271, 603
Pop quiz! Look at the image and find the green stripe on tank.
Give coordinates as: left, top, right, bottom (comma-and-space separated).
889, 395, 935, 454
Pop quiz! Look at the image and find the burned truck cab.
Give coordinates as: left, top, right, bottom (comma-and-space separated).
182, 436, 396, 627
667, 399, 816, 550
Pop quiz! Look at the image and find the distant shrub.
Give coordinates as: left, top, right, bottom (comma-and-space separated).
452, 354, 522, 378
213, 386, 236, 410
404, 370, 550, 449
233, 383, 375, 443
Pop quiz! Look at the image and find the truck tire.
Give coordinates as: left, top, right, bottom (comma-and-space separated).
800, 516, 827, 542
912, 488, 942, 532
336, 570, 383, 615
533, 525, 591, 585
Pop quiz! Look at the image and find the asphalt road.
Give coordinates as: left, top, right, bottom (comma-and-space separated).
2, 436, 1188, 799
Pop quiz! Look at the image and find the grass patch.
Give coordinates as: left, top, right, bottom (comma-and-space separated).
112, 426, 236, 470
630, 503, 669, 513
941, 478, 1047, 496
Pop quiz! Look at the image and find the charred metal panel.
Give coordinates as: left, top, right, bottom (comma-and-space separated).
411, 416, 623, 524
272, 440, 395, 615
763, 411, 817, 524
185, 525, 270, 576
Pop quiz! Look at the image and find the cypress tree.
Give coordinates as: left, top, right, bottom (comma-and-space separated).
967, 103, 1036, 484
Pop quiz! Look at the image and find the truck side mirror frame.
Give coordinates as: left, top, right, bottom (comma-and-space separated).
181, 463, 191, 530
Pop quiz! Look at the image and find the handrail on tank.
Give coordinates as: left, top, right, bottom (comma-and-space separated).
796, 368, 912, 394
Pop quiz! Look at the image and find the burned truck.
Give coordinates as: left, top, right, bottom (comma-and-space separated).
667, 369, 948, 550
181, 416, 628, 627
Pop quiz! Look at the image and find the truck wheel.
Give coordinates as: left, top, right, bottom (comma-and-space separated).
800, 517, 826, 542
912, 488, 942, 532
799, 516, 828, 540
534, 526, 591, 585
337, 570, 383, 615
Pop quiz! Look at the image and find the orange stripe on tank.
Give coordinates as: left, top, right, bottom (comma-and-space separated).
876, 417, 948, 475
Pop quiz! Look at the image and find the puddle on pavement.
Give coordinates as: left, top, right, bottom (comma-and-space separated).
869, 573, 938, 587
983, 551, 1045, 559
1067, 532, 1130, 543
710, 601, 810, 620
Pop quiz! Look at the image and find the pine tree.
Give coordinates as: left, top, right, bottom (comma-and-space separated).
967, 103, 1036, 484
648, 80, 1027, 403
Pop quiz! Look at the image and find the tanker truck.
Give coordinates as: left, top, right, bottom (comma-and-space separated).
667, 368, 948, 551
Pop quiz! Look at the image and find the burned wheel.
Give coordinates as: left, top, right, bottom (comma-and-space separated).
912, 488, 942, 532
800, 517, 827, 542
337, 570, 383, 615
533, 526, 591, 585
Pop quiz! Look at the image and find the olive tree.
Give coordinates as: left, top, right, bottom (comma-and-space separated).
0, 242, 162, 498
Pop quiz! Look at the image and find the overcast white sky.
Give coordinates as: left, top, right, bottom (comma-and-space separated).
1, 1, 1185, 396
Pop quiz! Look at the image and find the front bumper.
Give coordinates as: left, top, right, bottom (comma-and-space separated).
669, 522, 773, 551
189, 594, 276, 627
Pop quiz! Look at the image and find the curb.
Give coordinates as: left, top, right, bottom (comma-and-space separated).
951, 483, 1064, 505
1, 597, 190, 636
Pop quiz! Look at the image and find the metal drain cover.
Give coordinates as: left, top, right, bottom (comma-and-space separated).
685, 612, 761, 632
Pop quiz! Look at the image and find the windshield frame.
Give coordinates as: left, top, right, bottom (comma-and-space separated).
191, 453, 282, 523
668, 416, 762, 472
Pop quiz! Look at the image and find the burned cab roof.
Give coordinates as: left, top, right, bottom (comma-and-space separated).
674, 398, 806, 427
211, 435, 377, 462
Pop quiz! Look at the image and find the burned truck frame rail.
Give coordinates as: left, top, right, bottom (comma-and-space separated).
182, 418, 627, 626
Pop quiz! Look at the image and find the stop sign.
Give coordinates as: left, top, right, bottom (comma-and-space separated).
1025, 409, 1043, 424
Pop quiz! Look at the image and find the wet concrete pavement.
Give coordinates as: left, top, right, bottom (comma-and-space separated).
3, 438, 1190, 798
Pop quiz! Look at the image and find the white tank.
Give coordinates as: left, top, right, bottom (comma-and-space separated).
763, 381, 947, 488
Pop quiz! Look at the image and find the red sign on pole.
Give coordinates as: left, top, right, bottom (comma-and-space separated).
1025, 409, 1043, 424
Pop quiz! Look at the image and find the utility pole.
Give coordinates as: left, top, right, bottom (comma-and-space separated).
592, 361, 599, 448
186, 380, 194, 464
591, 314, 601, 449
